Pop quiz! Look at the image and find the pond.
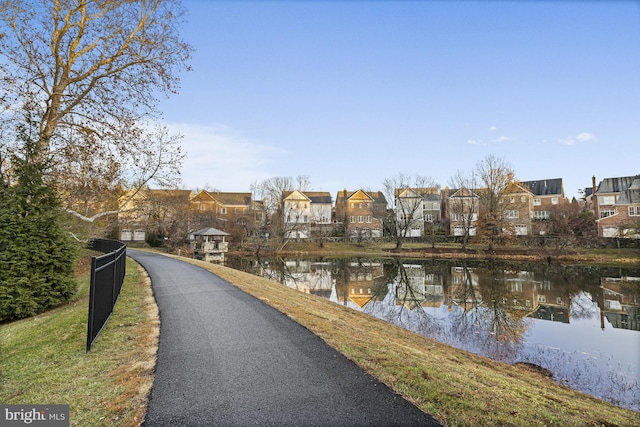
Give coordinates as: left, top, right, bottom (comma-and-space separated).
225, 255, 640, 412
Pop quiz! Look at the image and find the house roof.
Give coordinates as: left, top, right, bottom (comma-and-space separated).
596, 175, 640, 194
305, 192, 332, 204
191, 227, 230, 236
616, 189, 640, 205
449, 187, 480, 198
395, 187, 439, 199
583, 187, 593, 198
283, 190, 332, 204
282, 190, 311, 202
337, 189, 387, 205
207, 192, 253, 206
522, 178, 564, 196
368, 191, 387, 205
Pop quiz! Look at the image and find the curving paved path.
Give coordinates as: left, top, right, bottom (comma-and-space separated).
128, 250, 441, 426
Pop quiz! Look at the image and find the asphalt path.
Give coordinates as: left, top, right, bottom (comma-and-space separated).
128, 249, 442, 427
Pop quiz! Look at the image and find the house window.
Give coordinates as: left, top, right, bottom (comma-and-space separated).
534, 198, 541, 206
358, 216, 364, 223
551, 197, 558, 205
506, 210, 519, 219
534, 211, 549, 220
600, 209, 616, 218
629, 206, 640, 216
220, 208, 227, 214
599, 196, 615, 205
521, 196, 526, 202
366, 216, 372, 223
350, 216, 355, 223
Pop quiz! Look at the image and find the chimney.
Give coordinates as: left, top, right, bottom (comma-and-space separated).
592, 176, 598, 220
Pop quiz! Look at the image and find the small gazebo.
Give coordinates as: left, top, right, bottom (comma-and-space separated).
190, 227, 230, 262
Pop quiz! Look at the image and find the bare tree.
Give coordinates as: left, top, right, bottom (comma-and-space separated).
0, 0, 192, 220
382, 173, 439, 249
474, 155, 516, 250
252, 176, 295, 216
448, 170, 481, 250
251, 175, 310, 251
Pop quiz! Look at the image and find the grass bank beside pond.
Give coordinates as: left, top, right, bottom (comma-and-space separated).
0, 257, 158, 427
253, 241, 640, 265
173, 254, 639, 427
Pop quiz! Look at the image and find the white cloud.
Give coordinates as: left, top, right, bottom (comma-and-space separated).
559, 132, 597, 146
494, 136, 511, 143
488, 126, 497, 132
576, 132, 596, 142
467, 139, 482, 145
167, 122, 285, 191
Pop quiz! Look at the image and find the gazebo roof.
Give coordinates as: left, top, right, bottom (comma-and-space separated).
191, 227, 230, 236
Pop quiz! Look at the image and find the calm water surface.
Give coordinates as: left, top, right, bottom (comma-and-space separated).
226, 255, 640, 411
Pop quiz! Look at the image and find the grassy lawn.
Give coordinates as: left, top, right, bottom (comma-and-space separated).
272, 241, 640, 265
0, 257, 158, 427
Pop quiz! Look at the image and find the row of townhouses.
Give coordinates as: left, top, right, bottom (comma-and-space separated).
119, 174, 640, 242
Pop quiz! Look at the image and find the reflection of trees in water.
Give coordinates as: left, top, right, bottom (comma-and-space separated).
476, 263, 532, 360
358, 261, 440, 336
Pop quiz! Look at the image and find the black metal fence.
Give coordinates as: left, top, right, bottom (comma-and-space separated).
86, 239, 127, 352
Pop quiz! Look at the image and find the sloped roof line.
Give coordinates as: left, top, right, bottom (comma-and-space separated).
283, 190, 312, 202
616, 189, 640, 205
283, 190, 333, 204
337, 189, 387, 204
521, 178, 564, 196
207, 191, 253, 206
191, 227, 230, 236
596, 175, 640, 194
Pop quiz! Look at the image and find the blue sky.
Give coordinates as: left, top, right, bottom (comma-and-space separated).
158, 1, 640, 199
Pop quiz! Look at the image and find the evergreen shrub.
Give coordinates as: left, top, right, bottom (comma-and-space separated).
0, 126, 77, 321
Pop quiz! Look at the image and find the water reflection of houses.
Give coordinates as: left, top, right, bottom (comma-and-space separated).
334, 261, 384, 307
444, 267, 571, 323
276, 260, 334, 298
446, 266, 481, 310
600, 276, 640, 331
396, 264, 444, 309
502, 270, 570, 324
